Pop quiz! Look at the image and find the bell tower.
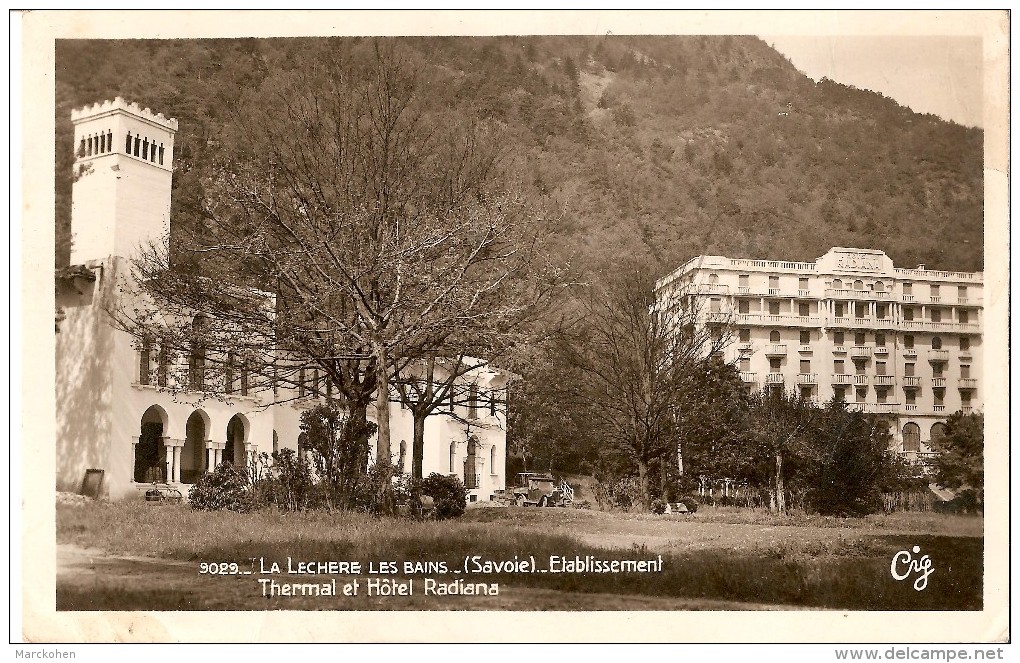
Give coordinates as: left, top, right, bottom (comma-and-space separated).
69, 98, 178, 264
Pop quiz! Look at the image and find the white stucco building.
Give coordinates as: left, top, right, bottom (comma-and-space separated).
55, 98, 509, 501
655, 247, 983, 460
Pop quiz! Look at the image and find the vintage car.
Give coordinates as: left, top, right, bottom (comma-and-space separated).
511, 472, 573, 507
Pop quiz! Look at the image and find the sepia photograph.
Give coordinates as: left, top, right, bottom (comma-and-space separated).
16, 8, 1010, 647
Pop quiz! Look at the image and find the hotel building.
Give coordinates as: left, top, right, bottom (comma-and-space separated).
655, 247, 983, 460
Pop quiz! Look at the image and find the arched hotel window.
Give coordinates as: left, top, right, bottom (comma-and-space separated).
853, 280, 865, 290
874, 281, 885, 292
931, 336, 943, 350
902, 423, 921, 453
930, 422, 948, 445
770, 330, 781, 343
832, 279, 843, 289
490, 445, 497, 469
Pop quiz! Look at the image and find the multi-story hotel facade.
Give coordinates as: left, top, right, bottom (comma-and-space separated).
55, 99, 509, 501
655, 247, 983, 460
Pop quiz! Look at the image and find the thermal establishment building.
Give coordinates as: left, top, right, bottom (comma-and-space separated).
655, 248, 983, 459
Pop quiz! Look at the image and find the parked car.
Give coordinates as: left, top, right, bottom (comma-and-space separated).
511, 472, 573, 507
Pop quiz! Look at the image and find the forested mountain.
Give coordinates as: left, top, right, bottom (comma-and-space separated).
55, 35, 983, 274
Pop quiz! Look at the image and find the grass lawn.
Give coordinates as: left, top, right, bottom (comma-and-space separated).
56, 501, 982, 611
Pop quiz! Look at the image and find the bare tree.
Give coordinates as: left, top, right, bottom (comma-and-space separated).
110, 41, 559, 475
557, 267, 733, 510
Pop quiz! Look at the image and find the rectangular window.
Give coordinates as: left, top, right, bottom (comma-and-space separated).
769, 276, 779, 288
240, 364, 250, 397
905, 390, 916, 404
958, 285, 967, 299
834, 360, 845, 374
157, 343, 169, 387
799, 277, 809, 290
738, 300, 749, 314
834, 386, 846, 402
739, 274, 749, 287
856, 387, 867, 402
932, 363, 944, 377
959, 336, 970, 351
855, 303, 867, 318
903, 307, 914, 321
876, 388, 888, 403
875, 333, 886, 347
768, 301, 780, 315
934, 390, 944, 406
710, 298, 721, 313
930, 308, 942, 322
903, 282, 912, 295
739, 328, 751, 342
960, 364, 970, 379
958, 310, 969, 323
834, 331, 844, 346
904, 363, 915, 377
769, 358, 782, 372
855, 361, 866, 375
834, 302, 845, 317
800, 330, 811, 344
138, 339, 152, 386
961, 391, 972, 405
904, 335, 914, 348
930, 284, 940, 297
490, 390, 499, 416
739, 357, 750, 371
799, 302, 810, 317
800, 386, 812, 400
800, 359, 811, 373
876, 361, 887, 376
854, 332, 866, 346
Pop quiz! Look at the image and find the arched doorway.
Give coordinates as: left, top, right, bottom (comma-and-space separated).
902, 423, 921, 453
135, 405, 168, 482
930, 422, 948, 446
464, 436, 478, 489
183, 411, 209, 483
224, 414, 248, 468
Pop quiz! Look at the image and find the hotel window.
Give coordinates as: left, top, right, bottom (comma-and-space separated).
224, 352, 235, 394
799, 302, 810, 317
902, 423, 920, 452
834, 359, 845, 374
856, 387, 867, 402
959, 336, 970, 351
738, 274, 749, 289
960, 364, 970, 379
832, 279, 844, 289
833, 331, 845, 346
855, 302, 867, 318
875, 333, 886, 347
876, 388, 888, 403
739, 357, 750, 371
799, 277, 809, 289
834, 302, 846, 317
905, 390, 916, 405
739, 328, 751, 342
904, 335, 914, 348
834, 386, 846, 402
768, 300, 780, 315
138, 338, 152, 385
876, 361, 887, 376
240, 363, 250, 397
874, 281, 885, 292
770, 330, 781, 342
958, 310, 969, 324
769, 357, 782, 372
854, 332, 866, 346
930, 284, 940, 298
799, 359, 810, 373
876, 304, 888, 319
738, 299, 749, 314
958, 285, 968, 299
934, 390, 944, 407
930, 308, 942, 322
932, 364, 944, 378
709, 273, 719, 284
157, 342, 169, 387
903, 307, 914, 321
904, 362, 915, 377
710, 298, 721, 313
800, 386, 813, 400
855, 361, 866, 375
902, 282, 912, 295
932, 336, 942, 350
769, 275, 779, 290
961, 391, 972, 406
800, 330, 811, 344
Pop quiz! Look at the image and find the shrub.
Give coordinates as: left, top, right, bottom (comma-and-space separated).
650, 498, 667, 515
188, 462, 252, 512
417, 473, 467, 520
262, 448, 317, 512
572, 500, 592, 510
679, 496, 699, 513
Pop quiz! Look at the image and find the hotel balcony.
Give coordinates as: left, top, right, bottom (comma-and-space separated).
828, 316, 894, 330
832, 373, 853, 385
933, 405, 946, 413
904, 404, 918, 411
798, 344, 812, 353
901, 294, 916, 302
903, 348, 918, 358
737, 342, 752, 353
853, 374, 869, 386
900, 320, 981, 334
797, 373, 817, 385
832, 345, 847, 354
903, 376, 922, 389
958, 350, 972, 361
848, 402, 901, 414
764, 344, 787, 356
824, 288, 893, 301
928, 349, 950, 363
798, 289, 812, 298
740, 371, 757, 383
961, 406, 974, 414
931, 377, 947, 388
873, 345, 889, 356
873, 375, 895, 386
851, 346, 872, 359
958, 378, 977, 390
696, 284, 730, 295
929, 296, 942, 304
765, 373, 785, 384
735, 313, 822, 327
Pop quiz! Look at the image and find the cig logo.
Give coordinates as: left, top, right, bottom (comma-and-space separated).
890, 545, 935, 591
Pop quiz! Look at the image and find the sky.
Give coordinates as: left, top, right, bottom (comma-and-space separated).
762, 35, 984, 128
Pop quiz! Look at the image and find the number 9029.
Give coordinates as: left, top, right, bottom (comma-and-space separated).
199, 562, 240, 574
